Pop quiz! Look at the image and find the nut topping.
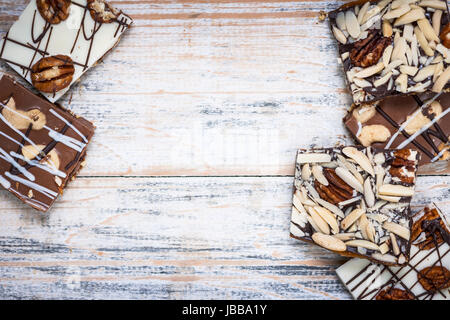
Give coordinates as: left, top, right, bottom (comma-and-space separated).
376, 288, 415, 300
88, 0, 120, 23
36, 0, 71, 25
1, 97, 47, 130
440, 23, 450, 48
350, 30, 392, 67
31, 55, 74, 93
418, 266, 450, 292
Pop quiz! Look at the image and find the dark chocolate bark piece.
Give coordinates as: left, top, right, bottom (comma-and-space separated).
329, 0, 450, 105
290, 146, 420, 266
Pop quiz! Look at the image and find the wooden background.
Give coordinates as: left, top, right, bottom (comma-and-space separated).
0, 0, 448, 300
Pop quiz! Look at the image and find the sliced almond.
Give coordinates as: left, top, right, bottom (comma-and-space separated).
307, 206, 330, 235
363, 177, 375, 208
399, 65, 418, 76
355, 62, 385, 78
316, 198, 345, 219
432, 66, 450, 92
345, 239, 380, 251
418, 0, 447, 10
333, 233, 356, 241
291, 206, 308, 228
372, 253, 398, 264
342, 147, 375, 177
411, 38, 419, 66
332, 25, 347, 45
358, 2, 370, 24
432, 10, 442, 36
415, 26, 435, 56
314, 206, 339, 234
312, 233, 347, 252
312, 165, 328, 186
418, 19, 440, 44
353, 78, 372, 88
433, 61, 444, 82
413, 64, 436, 82
299, 186, 317, 206
395, 73, 408, 93
378, 194, 402, 202
390, 232, 401, 255
394, 8, 426, 27
374, 72, 393, 87
382, 20, 393, 38
379, 242, 389, 254
336, 11, 347, 31
337, 155, 364, 185
335, 166, 364, 193
301, 164, 311, 181
382, 45, 394, 67
297, 153, 331, 164
403, 23, 415, 42
383, 221, 411, 240
391, 37, 407, 63
383, 4, 411, 20
341, 208, 365, 230
398, 254, 406, 264
345, 10, 361, 39
379, 184, 415, 197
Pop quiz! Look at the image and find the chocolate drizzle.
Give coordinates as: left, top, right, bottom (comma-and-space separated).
343, 207, 450, 300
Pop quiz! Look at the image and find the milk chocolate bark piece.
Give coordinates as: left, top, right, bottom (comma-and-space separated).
344, 92, 449, 174
0, 75, 95, 212
329, 0, 450, 105
290, 146, 420, 266
0, 0, 133, 102
336, 206, 450, 300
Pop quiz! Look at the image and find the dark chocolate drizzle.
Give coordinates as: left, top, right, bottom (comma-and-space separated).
375, 96, 449, 160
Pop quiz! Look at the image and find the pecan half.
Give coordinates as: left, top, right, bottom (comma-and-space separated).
88, 0, 120, 23
314, 179, 352, 205
411, 207, 449, 250
36, 0, 71, 24
389, 166, 414, 184
375, 287, 415, 300
440, 23, 450, 49
323, 168, 354, 195
350, 30, 392, 67
418, 266, 450, 293
31, 55, 75, 93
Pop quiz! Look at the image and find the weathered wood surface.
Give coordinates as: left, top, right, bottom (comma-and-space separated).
0, 0, 448, 300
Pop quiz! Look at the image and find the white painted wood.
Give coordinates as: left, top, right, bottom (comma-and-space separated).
0, 0, 448, 300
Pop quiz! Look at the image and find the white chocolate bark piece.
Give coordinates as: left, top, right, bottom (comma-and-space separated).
0, 0, 133, 102
290, 146, 420, 266
336, 206, 450, 300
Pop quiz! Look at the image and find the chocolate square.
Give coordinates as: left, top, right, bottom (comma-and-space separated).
329, 0, 450, 105
0, 75, 95, 212
0, 0, 133, 102
290, 146, 419, 266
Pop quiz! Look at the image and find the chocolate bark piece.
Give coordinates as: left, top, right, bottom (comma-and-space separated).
0, 75, 95, 212
329, 0, 450, 105
336, 205, 450, 300
290, 146, 420, 266
0, 0, 133, 103
344, 92, 449, 174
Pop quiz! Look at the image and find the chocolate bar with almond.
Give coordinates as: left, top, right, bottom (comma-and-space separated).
344, 92, 449, 174
336, 205, 450, 300
329, 0, 450, 105
290, 146, 419, 266
0, 75, 95, 212
0, 0, 133, 102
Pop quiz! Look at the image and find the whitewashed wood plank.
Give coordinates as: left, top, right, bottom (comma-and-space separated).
0, 176, 447, 299
0, 1, 360, 176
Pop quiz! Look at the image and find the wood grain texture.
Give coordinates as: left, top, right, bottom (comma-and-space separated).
0, 0, 448, 300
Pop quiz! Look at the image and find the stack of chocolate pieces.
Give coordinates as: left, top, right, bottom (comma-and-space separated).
0, 0, 133, 211
290, 0, 449, 299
